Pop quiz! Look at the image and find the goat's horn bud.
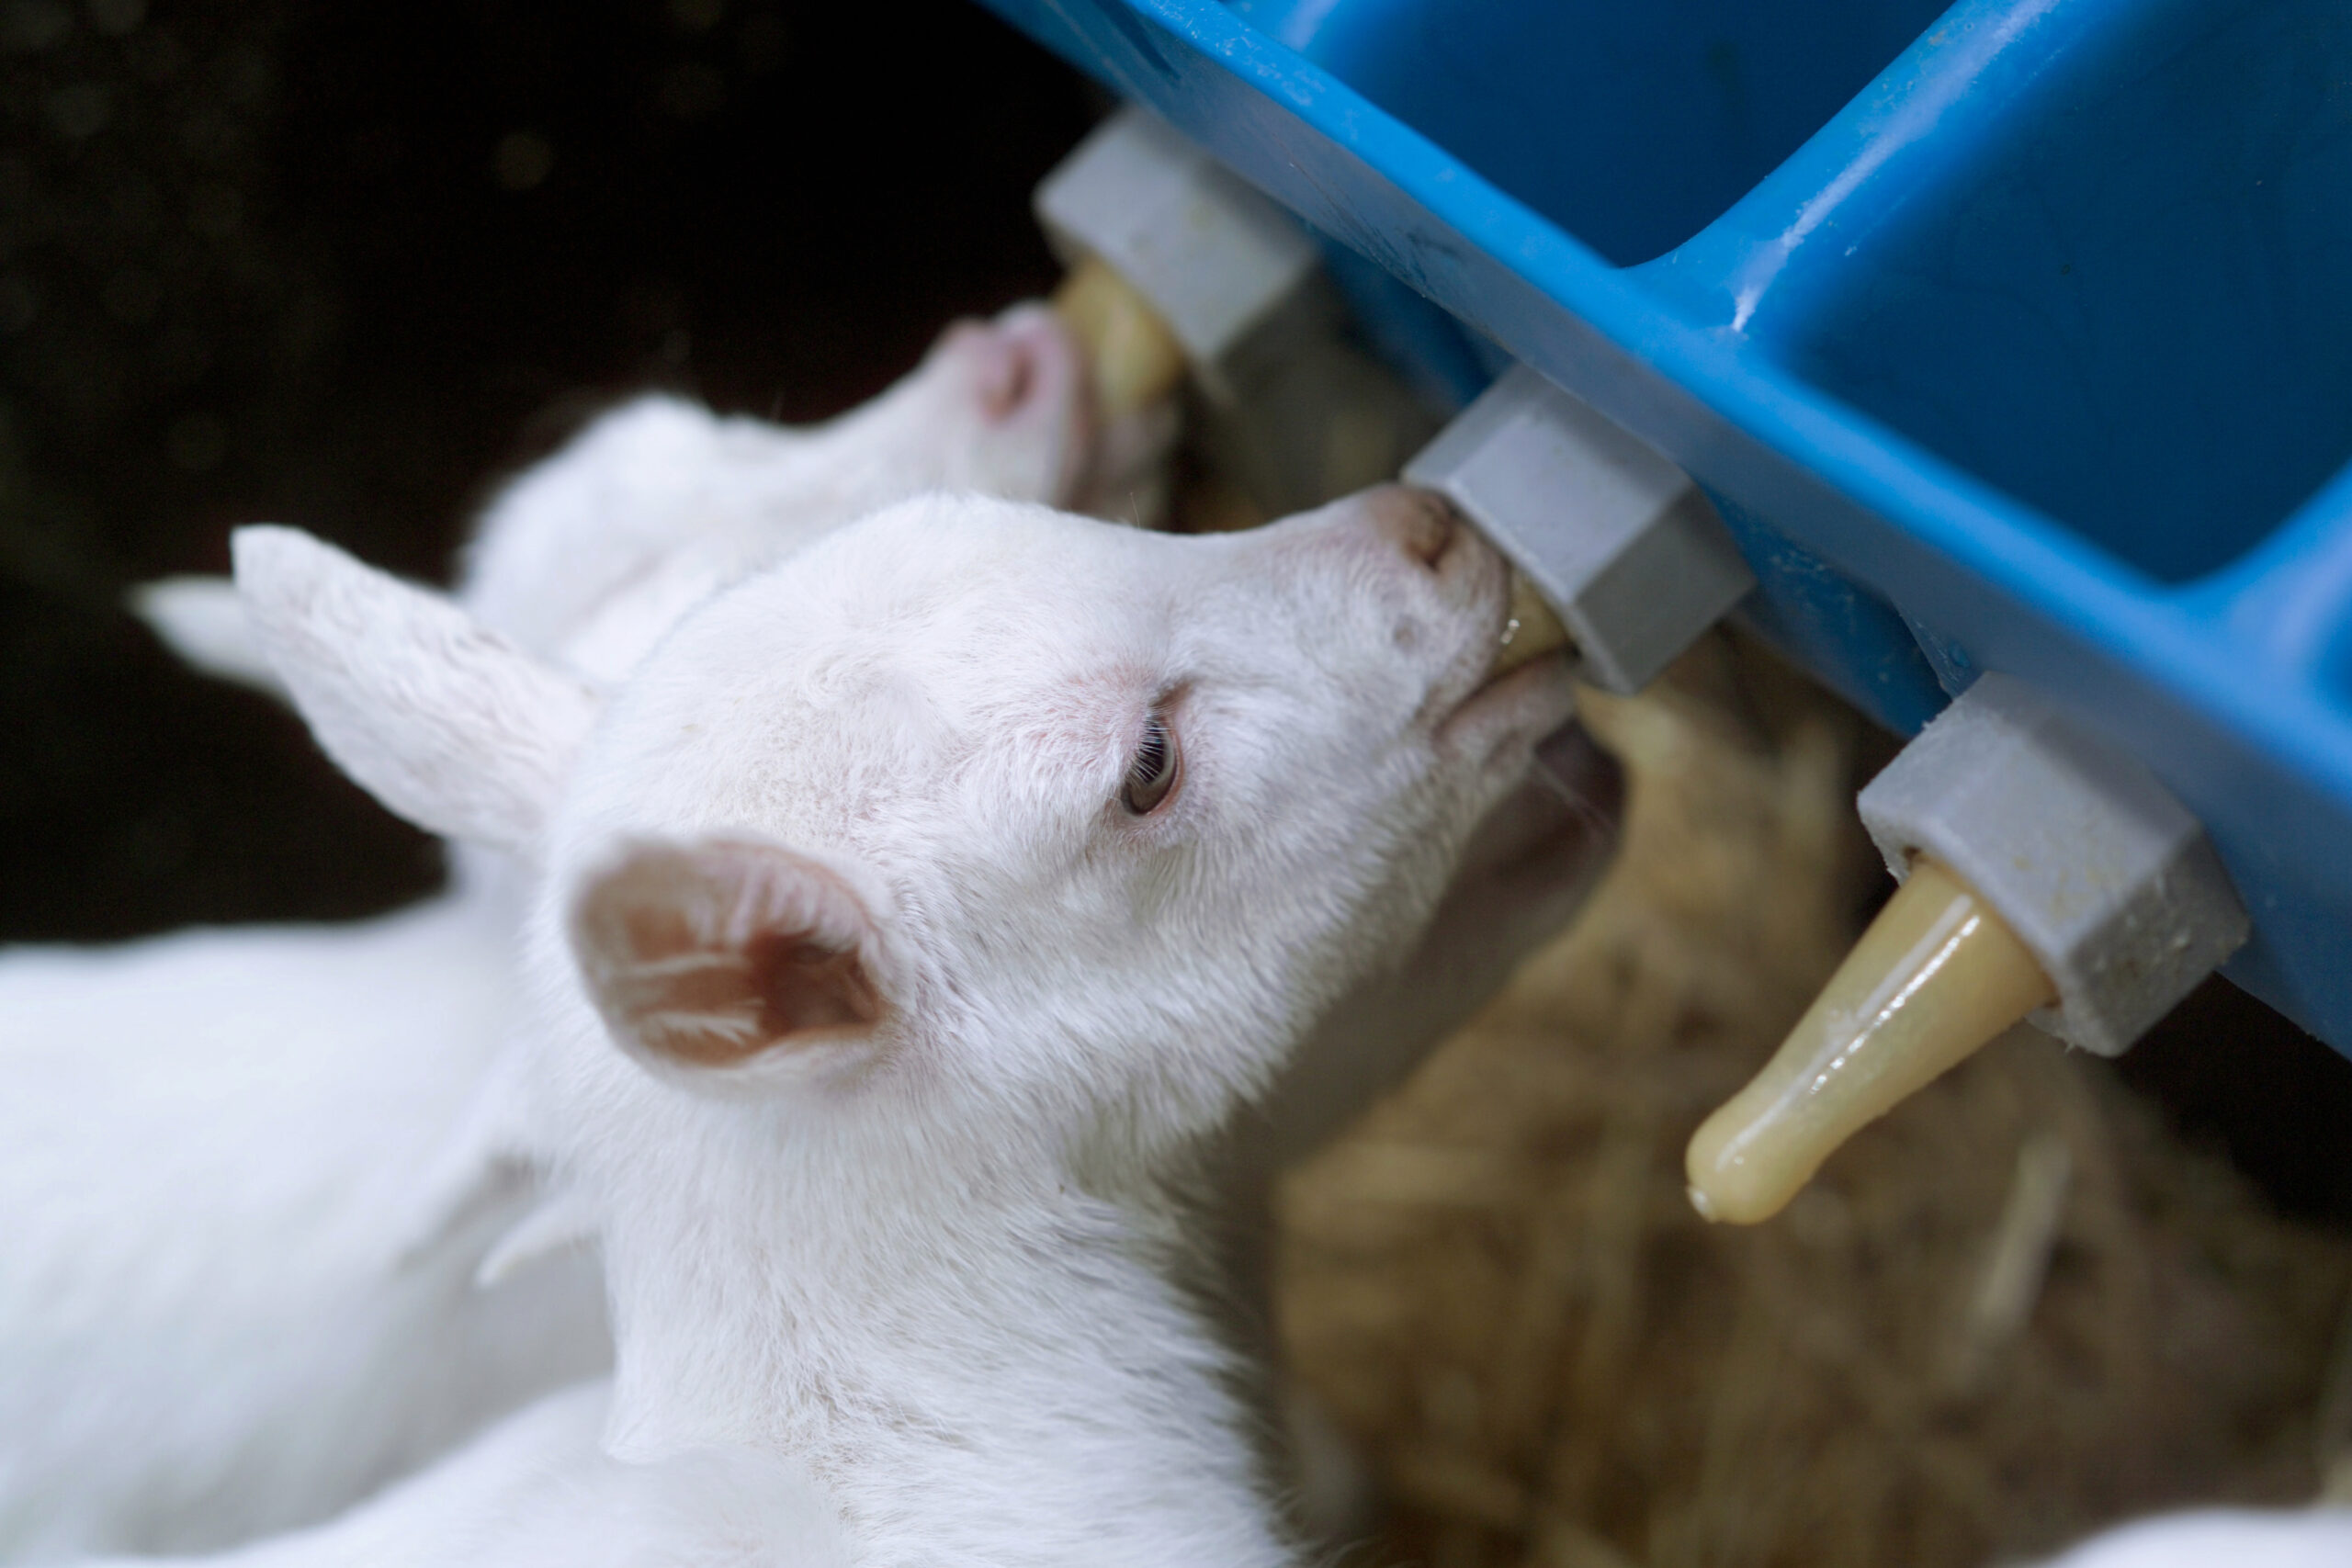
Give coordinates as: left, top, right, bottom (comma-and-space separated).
1684, 855, 2056, 1224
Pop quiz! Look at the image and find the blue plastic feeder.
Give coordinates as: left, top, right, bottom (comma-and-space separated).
976, 0, 2352, 1057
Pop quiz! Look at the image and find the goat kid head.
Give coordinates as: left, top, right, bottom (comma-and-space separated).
235, 485, 1571, 1172
462, 302, 1170, 689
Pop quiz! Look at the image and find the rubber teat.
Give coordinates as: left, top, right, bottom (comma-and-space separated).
1492, 570, 1571, 675
1053, 251, 1576, 682
1051, 254, 1188, 420
1684, 855, 2057, 1224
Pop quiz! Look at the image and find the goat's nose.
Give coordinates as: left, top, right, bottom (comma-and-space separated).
931, 318, 1049, 423
1361, 484, 1462, 572
973, 333, 1038, 423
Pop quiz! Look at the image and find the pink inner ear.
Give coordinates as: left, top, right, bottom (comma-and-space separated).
575, 839, 887, 1070
748, 932, 886, 1038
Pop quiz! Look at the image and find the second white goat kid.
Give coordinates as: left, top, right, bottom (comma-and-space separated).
0, 305, 1120, 1564
74, 482, 1576, 1567
133, 301, 1152, 696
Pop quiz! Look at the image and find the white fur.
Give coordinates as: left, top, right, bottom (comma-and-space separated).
131, 577, 281, 694
0, 899, 611, 1562
2026, 1508, 2352, 1567
79, 487, 1575, 1565
0, 308, 1115, 1562
460, 304, 1147, 689
77, 1384, 854, 1568
232, 526, 603, 855
132, 303, 1159, 696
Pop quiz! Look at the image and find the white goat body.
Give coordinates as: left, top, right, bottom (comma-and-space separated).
0, 306, 1114, 1562
184, 501, 2338, 1568
2031, 1507, 2352, 1567
72, 485, 1576, 1565
46, 423, 2290, 1568
0, 898, 607, 1562
80, 1384, 854, 1568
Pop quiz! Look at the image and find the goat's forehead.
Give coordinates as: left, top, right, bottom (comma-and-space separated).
605, 499, 1201, 796
790, 499, 1205, 650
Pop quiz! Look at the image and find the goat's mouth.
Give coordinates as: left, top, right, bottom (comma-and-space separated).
1464, 575, 1571, 695
1433, 585, 1578, 755
1422, 498, 1573, 710
1487, 569, 1574, 679
1446, 640, 1568, 725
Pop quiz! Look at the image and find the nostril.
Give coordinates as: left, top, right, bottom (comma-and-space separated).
977, 336, 1036, 422
1380, 487, 1460, 571
929, 319, 1039, 423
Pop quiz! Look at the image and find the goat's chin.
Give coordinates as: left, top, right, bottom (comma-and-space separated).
1438, 649, 1579, 761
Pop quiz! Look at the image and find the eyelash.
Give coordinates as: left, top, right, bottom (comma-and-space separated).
1120, 711, 1181, 816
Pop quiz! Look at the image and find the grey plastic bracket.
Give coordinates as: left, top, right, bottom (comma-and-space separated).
1033, 107, 1329, 407
1858, 672, 2250, 1056
1402, 364, 1756, 694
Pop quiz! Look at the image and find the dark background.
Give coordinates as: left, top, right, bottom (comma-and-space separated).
0, 0, 1093, 935
1, 0, 2345, 1224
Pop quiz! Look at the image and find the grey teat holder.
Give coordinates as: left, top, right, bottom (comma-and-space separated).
1404, 365, 1756, 695
1040, 108, 1758, 695
1033, 106, 1327, 409
1858, 671, 2249, 1057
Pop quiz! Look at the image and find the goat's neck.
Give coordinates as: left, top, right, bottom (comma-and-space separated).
582, 1087, 1291, 1566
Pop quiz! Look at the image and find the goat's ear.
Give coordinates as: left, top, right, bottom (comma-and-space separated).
130, 574, 288, 698
569, 837, 898, 1089
232, 525, 598, 853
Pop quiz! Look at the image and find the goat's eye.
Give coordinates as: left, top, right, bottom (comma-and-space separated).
1120, 712, 1181, 816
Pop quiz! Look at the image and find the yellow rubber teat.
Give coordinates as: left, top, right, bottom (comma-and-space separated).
1050, 254, 1189, 420
1054, 254, 1574, 672
1684, 855, 2058, 1224
1490, 570, 1571, 675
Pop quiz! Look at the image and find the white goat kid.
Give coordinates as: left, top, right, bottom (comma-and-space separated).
77, 483, 1575, 1567
0, 306, 1113, 1563
135, 302, 1131, 697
